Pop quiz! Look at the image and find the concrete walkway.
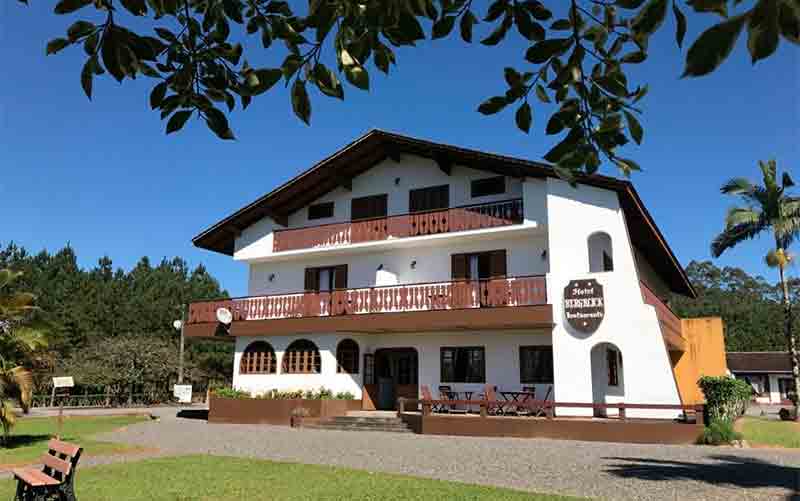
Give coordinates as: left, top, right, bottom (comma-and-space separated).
89, 409, 800, 501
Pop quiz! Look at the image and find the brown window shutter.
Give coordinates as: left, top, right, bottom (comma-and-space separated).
304, 268, 319, 291
351, 194, 388, 221
334, 264, 348, 289
451, 254, 467, 280
376, 194, 387, 218
489, 250, 507, 278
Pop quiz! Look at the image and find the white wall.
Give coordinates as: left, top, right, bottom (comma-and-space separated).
545, 178, 682, 419
233, 330, 553, 400
247, 233, 548, 296
232, 154, 542, 262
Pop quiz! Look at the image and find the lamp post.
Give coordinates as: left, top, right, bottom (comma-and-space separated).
173, 304, 186, 385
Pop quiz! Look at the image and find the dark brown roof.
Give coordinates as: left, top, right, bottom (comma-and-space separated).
192, 129, 696, 298
727, 352, 793, 373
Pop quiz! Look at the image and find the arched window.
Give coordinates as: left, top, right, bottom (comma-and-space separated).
588, 232, 613, 272
240, 341, 276, 375
336, 339, 359, 374
282, 339, 321, 374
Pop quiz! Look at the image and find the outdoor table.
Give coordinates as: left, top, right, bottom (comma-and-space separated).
443, 390, 475, 412
500, 391, 535, 402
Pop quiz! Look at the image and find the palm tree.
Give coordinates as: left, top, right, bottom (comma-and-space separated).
0, 269, 48, 443
711, 160, 800, 418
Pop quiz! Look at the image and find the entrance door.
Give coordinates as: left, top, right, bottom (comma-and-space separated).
369, 348, 419, 411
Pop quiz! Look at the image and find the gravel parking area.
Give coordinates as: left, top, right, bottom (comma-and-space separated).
90, 408, 800, 501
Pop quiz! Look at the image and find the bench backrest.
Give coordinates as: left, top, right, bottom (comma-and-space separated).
44, 439, 82, 482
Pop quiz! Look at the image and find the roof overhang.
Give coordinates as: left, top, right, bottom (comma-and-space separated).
192, 129, 696, 298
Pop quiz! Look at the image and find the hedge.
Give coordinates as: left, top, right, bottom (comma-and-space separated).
698, 375, 751, 423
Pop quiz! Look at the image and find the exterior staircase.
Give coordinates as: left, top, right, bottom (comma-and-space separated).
304, 411, 414, 433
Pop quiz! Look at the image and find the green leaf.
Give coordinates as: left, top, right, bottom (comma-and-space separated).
155, 27, 177, 43
83, 31, 99, 55
166, 110, 192, 134
249, 68, 282, 95
477, 96, 509, 115
222, 0, 244, 23
525, 38, 571, 64
291, 79, 311, 125
344, 65, 369, 91
616, 0, 646, 9
673, 1, 687, 48
54, 0, 91, 14
80, 57, 93, 100
682, 15, 747, 77
67, 21, 95, 42
624, 110, 643, 144
613, 157, 642, 176
481, 15, 512, 45
460, 11, 478, 43
778, 1, 800, 44
314, 63, 344, 99
120, 0, 147, 16
432, 16, 457, 39
46, 38, 70, 55
621, 51, 647, 63
535, 84, 551, 103
544, 127, 581, 161
632, 0, 669, 36
101, 29, 126, 82
150, 81, 168, 109
686, 0, 728, 17
514, 4, 544, 41
515, 102, 532, 133
747, 0, 780, 63
205, 107, 236, 139
545, 113, 565, 135
550, 19, 572, 30
504, 67, 522, 88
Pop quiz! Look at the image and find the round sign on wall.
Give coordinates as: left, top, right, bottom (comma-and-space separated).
563, 279, 605, 333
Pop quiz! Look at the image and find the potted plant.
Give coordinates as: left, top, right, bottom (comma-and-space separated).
290, 407, 310, 428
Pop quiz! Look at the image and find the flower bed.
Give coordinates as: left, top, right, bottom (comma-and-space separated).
208, 389, 361, 425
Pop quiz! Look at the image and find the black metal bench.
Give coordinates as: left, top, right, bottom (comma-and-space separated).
13, 439, 82, 501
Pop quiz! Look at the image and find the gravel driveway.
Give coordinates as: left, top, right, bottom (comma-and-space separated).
90, 408, 800, 501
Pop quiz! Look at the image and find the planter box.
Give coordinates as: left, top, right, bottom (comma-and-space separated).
209, 396, 361, 425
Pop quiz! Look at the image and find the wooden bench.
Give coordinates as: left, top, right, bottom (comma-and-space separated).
13, 439, 82, 501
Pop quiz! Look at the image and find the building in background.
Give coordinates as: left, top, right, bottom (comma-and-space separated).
186, 130, 728, 420
727, 351, 796, 405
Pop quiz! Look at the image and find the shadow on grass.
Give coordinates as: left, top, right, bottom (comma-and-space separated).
176, 409, 208, 421
604, 455, 800, 499
2, 434, 51, 449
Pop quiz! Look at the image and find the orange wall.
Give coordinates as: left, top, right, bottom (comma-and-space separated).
671, 317, 728, 405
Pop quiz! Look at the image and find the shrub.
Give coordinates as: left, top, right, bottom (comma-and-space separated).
779, 408, 797, 421
334, 391, 356, 400
212, 387, 251, 399
700, 419, 743, 445
697, 376, 751, 423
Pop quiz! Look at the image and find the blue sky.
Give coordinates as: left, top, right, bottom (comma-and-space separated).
2, 3, 798, 296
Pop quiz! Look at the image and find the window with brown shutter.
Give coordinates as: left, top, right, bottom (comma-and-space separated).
451, 250, 506, 280
351, 194, 388, 221
409, 185, 449, 213
304, 264, 348, 291
308, 201, 334, 220
283, 339, 321, 374
519, 346, 553, 384
240, 341, 277, 375
471, 176, 505, 198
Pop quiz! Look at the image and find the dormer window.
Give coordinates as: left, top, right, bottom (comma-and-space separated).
471, 176, 505, 198
308, 202, 334, 220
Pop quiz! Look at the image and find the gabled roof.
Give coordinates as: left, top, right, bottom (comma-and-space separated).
726, 352, 793, 373
193, 129, 696, 298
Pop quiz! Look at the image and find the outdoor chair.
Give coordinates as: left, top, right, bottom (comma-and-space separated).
532, 386, 553, 417
13, 439, 82, 501
483, 384, 507, 415
515, 388, 536, 416
439, 386, 468, 414
421, 385, 445, 412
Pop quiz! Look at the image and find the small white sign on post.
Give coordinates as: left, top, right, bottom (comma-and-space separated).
173, 384, 192, 404
52, 377, 74, 388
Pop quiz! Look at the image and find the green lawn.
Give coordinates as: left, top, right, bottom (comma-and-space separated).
740, 416, 800, 448
0, 455, 585, 500
0, 414, 150, 466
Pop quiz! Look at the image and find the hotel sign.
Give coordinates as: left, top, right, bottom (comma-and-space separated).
563, 279, 604, 333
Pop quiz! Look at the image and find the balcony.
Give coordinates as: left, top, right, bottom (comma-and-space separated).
641, 281, 685, 351
186, 276, 549, 337
272, 198, 524, 253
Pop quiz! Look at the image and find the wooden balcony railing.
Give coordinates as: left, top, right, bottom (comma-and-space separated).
640, 281, 684, 343
273, 198, 524, 252
188, 275, 547, 324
